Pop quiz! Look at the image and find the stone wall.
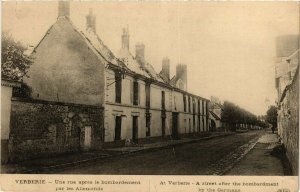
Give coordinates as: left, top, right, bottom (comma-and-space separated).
278, 67, 299, 175
8, 98, 104, 162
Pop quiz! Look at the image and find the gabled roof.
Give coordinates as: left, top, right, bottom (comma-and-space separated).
32, 16, 126, 70
210, 102, 223, 110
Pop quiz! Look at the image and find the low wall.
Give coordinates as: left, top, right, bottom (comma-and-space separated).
8, 98, 104, 162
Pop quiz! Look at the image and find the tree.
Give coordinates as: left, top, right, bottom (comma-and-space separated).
266, 105, 277, 128
1, 31, 33, 81
221, 100, 266, 131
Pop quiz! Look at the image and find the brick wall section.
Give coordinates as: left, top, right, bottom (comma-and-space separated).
9, 98, 104, 162
279, 68, 299, 175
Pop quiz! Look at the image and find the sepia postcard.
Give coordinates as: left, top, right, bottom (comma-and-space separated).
0, 1, 299, 192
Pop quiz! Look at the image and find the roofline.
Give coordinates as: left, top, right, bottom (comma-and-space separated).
209, 110, 221, 120
108, 63, 209, 101
1, 79, 22, 88
279, 64, 299, 103
30, 16, 210, 102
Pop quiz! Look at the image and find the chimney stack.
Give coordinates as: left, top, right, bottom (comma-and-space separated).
176, 64, 187, 90
86, 8, 96, 33
161, 57, 170, 80
122, 27, 130, 50
58, 1, 70, 18
136, 43, 145, 68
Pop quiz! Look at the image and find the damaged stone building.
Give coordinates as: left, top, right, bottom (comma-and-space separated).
2, 2, 209, 162
275, 35, 299, 175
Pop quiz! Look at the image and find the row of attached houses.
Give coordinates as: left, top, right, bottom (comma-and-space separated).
2, 2, 210, 162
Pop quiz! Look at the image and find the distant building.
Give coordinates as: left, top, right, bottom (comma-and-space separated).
208, 96, 223, 131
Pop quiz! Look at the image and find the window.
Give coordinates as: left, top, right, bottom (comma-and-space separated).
133, 81, 139, 105
146, 83, 151, 108
183, 94, 186, 112
193, 98, 196, 114
202, 100, 205, 115
198, 100, 200, 114
161, 91, 165, 109
115, 72, 122, 103
188, 96, 191, 113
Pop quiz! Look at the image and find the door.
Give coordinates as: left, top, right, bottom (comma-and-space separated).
84, 126, 91, 150
162, 117, 166, 137
193, 115, 196, 133
114, 116, 122, 141
132, 116, 138, 143
172, 113, 178, 139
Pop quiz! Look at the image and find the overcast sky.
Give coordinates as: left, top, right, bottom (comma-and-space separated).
2, 2, 299, 115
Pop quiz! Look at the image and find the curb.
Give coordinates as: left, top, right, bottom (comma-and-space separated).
12, 132, 235, 174
220, 136, 260, 175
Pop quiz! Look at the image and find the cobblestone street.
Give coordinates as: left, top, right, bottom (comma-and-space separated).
46, 130, 265, 175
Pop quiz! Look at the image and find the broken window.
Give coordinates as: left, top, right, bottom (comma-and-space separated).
161, 91, 165, 109
115, 71, 122, 103
183, 94, 186, 112
193, 98, 196, 114
198, 99, 200, 114
188, 96, 191, 113
146, 83, 151, 108
133, 81, 139, 105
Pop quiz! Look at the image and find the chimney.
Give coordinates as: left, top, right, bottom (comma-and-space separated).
122, 27, 130, 50
176, 64, 187, 90
135, 43, 145, 68
86, 8, 96, 33
58, 1, 70, 18
161, 57, 170, 80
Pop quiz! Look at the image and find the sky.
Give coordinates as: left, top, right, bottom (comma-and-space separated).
2, 1, 299, 115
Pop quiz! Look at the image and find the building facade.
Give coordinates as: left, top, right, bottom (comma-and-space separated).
275, 35, 299, 175
18, 2, 210, 152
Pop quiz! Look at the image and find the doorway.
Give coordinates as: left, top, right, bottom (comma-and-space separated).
172, 112, 179, 139
162, 117, 166, 137
132, 116, 138, 143
84, 126, 91, 150
115, 116, 122, 141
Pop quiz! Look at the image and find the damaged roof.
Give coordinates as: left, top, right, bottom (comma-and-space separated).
117, 48, 164, 82
209, 111, 221, 120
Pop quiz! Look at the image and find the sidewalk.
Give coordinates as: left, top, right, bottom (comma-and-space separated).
226, 130, 288, 175
1, 131, 234, 174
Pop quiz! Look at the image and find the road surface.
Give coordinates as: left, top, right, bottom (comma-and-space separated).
48, 130, 263, 175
